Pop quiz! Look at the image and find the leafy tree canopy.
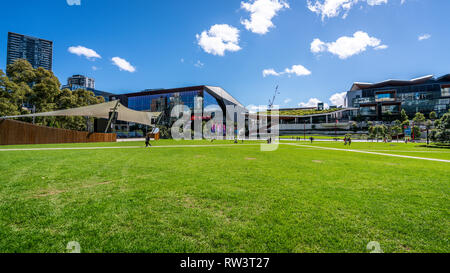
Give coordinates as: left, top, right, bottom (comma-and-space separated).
1, 59, 104, 131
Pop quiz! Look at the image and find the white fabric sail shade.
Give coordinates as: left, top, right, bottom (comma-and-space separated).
1, 100, 161, 126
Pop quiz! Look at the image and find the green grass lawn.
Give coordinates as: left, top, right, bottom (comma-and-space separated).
283, 141, 450, 161
0, 140, 448, 253
280, 135, 346, 140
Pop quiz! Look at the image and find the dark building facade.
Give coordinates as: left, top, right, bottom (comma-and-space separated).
345, 75, 450, 120
7, 32, 53, 71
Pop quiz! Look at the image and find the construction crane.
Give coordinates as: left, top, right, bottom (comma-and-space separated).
268, 85, 280, 110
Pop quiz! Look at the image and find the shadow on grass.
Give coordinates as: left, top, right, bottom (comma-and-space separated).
418, 143, 450, 149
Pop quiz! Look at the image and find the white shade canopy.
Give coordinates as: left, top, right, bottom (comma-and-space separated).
2, 100, 161, 126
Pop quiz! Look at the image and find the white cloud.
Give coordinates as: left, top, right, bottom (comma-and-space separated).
112, 57, 136, 73
68, 46, 101, 59
241, 0, 289, 35
374, 44, 388, 50
263, 64, 311, 77
418, 34, 431, 41
92, 66, 99, 71
311, 31, 385, 59
367, 0, 388, 5
196, 24, 241, 56
329, 92, 347, 107
284, 98, 292, 104
298, 98, 328, 109
263, 69, 281, 77
307, 0, 388, 21
180, 58, 185, 63
401, 0, 406, 4
246, 104, 268, 113
310, 38, 327, 53
194, 60, 204, 68
66, 0, 81, 5
284, 65, 312, 76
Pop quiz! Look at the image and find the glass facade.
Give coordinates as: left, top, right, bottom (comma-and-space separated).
360, 105, 377, 116
128, 90, 202, 112
442, 85, 450, 97
381, 104, 400, 115
7, 32, 53, 71
348, 77, 450, 119
375, 91, 395, 102
107, 86, 242, 138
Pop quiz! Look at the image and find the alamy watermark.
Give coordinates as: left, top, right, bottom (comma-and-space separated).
366, 241, 383, 253
66, 241, 81, 253
169, 97, 280, 151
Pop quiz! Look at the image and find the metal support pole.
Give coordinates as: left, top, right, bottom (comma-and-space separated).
105, 100, 120, 133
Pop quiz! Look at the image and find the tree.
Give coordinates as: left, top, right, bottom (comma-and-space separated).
0, 69, 20, 116
3, 59, 104, 131
401, 119, 410, 131
425, 119, 433, 145
433, 111, 450, 143
413, 112, 426, 126
6, 59, 36, 86
392, 120, 402, 142
412, 126, 421, 139
429, 111, 437, 120
400, 109, 409, 122
368, 123, 376, 141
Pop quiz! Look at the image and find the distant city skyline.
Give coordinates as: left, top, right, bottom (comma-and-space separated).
0, 0, 448, 108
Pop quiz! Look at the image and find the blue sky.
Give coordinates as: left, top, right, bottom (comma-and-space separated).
0, 0, 448, 108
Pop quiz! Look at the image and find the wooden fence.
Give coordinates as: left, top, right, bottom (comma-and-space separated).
0, 119, 116, 145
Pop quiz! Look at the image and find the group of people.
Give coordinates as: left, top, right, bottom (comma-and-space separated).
344, 136, 352, 146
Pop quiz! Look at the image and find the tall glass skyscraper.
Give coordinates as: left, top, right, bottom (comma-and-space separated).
6, 32, 53, 71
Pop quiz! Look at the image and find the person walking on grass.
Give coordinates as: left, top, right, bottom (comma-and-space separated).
145, 133, 151, 148
348, 137, 352, 146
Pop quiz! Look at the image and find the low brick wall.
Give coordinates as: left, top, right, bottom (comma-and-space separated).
0, 119, 116, 145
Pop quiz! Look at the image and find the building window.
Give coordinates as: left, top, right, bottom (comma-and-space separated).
360, 106, 377, 116
381, 104, 400, 115
442, 85, 450, 97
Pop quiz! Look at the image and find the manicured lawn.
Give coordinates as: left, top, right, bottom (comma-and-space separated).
283, 141, 450, 161
0, 140, 448, 253
280, 135, 346, 140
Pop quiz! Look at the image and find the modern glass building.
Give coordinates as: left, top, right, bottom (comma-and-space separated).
7, 32, 53, 71
108, 85, 244, 138
345, 75, 450, 120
